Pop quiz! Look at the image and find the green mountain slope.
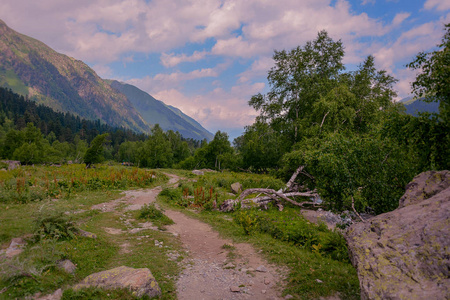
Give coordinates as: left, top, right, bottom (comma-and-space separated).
109, 80, 213, 141
0, 19, 149, 133
0, 19, 214, 141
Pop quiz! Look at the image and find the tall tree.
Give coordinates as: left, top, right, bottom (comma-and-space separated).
249, 30, 345, 146
84, 133, 108, 168
408, 23, 450, 123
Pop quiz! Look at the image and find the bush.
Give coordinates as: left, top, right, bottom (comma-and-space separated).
321, 229, 350, 262
33, 210, 78, 241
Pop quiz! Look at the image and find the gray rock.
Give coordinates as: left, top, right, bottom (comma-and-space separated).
223, 263, 235, 269
230, 286, 241, 292
5, 237, 26, 258
284, 295, 294, 299
74, 266, 161, 298
230, 182, 243, 194
192, 170, 204, 176
77, 229, 97, 239
35, 288, 63, 300
399, 170, 449, 208
57, 259, 76, 274
256, 265, 267, 273
346, 171, 450, 300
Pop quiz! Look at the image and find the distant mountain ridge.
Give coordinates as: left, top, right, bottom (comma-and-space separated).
109, 81, 213, 141
0, 19, 212, 141
400, 97, 440, 116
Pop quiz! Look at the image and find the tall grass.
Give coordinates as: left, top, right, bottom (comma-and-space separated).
0, 164, 166, 203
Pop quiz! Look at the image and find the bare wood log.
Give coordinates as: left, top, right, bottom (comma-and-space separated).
285, 166, 304, 192
219, 165, 320, 212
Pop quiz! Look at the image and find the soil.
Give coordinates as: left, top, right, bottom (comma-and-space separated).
91, 173, 285, 299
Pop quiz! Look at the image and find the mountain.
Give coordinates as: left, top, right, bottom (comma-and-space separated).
400, 97, 440, 116
0, 19, 212, 140
109, 80, 213, 141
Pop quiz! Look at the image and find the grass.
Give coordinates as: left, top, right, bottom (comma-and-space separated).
0, 164, 180, 300
138, 204, 174, 230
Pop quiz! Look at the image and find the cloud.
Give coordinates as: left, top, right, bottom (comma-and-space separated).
160, 51, 208, 67
152, 82, 265, 132
0, 0, 390, 64
361, 0, 376, 5
238, 57, 274, 83
372, 20, 444, 72
424, 0, 450, 11
392, 12, 411, 26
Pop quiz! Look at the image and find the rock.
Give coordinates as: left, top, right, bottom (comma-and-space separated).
256, 265, 267, 273
4, 237, 26, 258
57, 259, 76, 274
346, 171, 450, 300
192, 170, 204, 176
77, 229, 97, 239
223, 263, 235, 269
35, 288, 63, 300
264, 278, 271, 285
230, 182, 243, 194
74, 266, 161, 298
230, 286, 241, 292
1, 160, 20, 170
315, 279, 323, 283
399, 170, 449, 208
284, 295, 294, 299
261, 289, 267, 294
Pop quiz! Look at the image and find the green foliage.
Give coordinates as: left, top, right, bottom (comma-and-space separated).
179, 131, 236, 171
233, 207, 350, 263
138, 203, 174, 228
283, 131, 417, 214
408, 23, 450, 123
234, 121, 284, 171
33, 209, 78, 241
321, 230, 349, 262
84, 133, 108, 167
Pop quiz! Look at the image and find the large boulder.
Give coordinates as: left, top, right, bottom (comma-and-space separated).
399, 170, 449, 208
73, 266, 161, 298
346, 171, 450, 300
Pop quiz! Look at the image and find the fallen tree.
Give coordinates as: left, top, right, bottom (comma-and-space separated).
220, 166, 320, 212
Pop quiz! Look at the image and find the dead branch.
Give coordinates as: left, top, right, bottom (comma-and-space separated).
285, 166, 304, 192
351, 196, 365, 223
320, 111, 330, 128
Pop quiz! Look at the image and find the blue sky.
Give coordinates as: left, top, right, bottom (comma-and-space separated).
1, 0, 449, 140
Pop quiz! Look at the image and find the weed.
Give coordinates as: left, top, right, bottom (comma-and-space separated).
33, 209, 78, 241
138, 204, 174, 229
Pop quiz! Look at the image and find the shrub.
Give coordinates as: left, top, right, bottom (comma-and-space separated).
320, 229, 350, 262
33, 210, 78, 241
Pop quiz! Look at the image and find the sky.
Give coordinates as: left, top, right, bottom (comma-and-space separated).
0, 0, 449, 140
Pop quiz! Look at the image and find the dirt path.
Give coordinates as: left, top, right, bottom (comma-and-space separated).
93, 173, 284, 299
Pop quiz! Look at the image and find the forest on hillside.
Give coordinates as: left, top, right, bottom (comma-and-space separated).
1, 26, 449, 216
